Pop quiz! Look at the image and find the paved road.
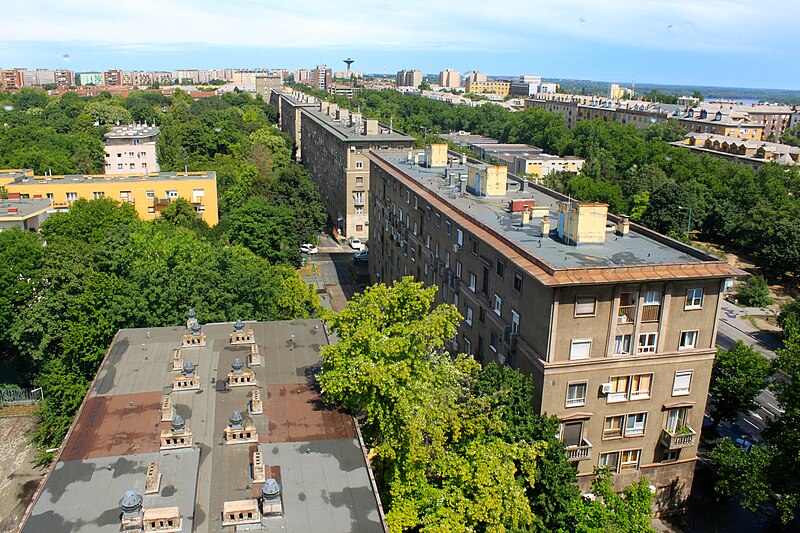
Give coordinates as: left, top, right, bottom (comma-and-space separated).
714, 300, 784, 444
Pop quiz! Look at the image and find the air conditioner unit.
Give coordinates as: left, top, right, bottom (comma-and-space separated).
453, 243, 462, 253
601, 383, 613, 394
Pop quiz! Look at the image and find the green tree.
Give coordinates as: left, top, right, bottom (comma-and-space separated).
736, 275, 773, 307
565, 469, 655, 533
709, 341, 772, 429
226, 197, 301, 265
779, 299, 800, 340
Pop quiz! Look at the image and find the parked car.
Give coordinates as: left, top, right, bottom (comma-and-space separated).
353, 249, 369, 262
299, 243, 318, 254
349, 238, 365, 250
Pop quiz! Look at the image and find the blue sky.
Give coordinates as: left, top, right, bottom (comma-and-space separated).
2, 0, 798, 89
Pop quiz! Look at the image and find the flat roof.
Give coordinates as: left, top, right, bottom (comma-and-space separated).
439, 133, 498, 146
0, 197, 51, 218
472, 143, 542, 153
301, 106, 415, 143
104, 125, 160, 140
8, 171, 216, 186
22, 319, 385, 533
370, 150, 739, 285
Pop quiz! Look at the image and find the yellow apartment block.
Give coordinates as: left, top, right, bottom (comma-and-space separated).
0, 170, 219, 226
464, 80, 511, 97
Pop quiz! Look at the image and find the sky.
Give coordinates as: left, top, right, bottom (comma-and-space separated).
1, 0, 798, 89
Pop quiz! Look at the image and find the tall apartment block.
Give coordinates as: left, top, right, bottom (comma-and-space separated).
366, 144, 741, 510
1, 169, 219, 226
396, 70, 423, 88
438, 69, 462, 88
311, 65, 332, 91
104, 124, 160, 175
270, 90, 413, 239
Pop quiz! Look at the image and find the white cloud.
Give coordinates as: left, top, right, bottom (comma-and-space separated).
2, 0, 797, 55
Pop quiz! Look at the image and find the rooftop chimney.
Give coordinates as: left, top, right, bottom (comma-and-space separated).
364, 118, 378, 136
119, 490, 144, 531
556, 201, 608, 245
616, 215, 631, 236
521, 208, 531, 225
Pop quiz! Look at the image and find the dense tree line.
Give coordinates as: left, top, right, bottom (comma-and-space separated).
295, 87, 800, 276
319, 278, 654, 533
0, 89, 327, 456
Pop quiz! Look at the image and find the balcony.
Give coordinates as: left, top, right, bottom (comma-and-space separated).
660, 427, 696, 449
641, 304, 661, 322
565, 439, 592, 461
153, 197, 172, 206
617, 305, 636, 324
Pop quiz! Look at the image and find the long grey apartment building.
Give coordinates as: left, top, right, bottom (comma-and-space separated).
271, 89, 413, 240
366, 144, 741, 511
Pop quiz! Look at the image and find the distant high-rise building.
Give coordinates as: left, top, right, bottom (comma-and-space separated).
103, 69, 123, 86
0, 69, 24, 89
76, 72, 104, 86
438, 68, 461, 88
396, 69, 423, 87
310, 65, 332, 90
466, 71, 487, 83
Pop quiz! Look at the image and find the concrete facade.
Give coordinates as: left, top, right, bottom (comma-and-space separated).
396, 70, 423, 88
366, 147, 741, 510
104, 124, 160, 175
271, 90, 413, 240
438, 69, 461, 88
1, 170, 219, 226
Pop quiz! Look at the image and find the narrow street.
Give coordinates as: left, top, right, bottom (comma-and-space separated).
301, 231, 370, 312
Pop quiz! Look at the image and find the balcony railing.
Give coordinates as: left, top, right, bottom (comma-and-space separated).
641, 304, 661, 322
565, 438, 592, 461
617, 305, 636, 324
153, 197, 172, 206
660, 427, 696, 449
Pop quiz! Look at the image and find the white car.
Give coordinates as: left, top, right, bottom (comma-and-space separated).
299, 243, 318, 254
349, 238, 366, 251
353, 249, 369, 262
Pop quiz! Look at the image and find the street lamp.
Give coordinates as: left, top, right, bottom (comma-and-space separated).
677, 205, 692, 239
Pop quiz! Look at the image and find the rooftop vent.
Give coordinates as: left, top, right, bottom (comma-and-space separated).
182, 361, 196, 377
261, 478, 281, 502
234, 319, 245, 333
229, 410, 244, 429
171, 414, 185, 434
231, 357, 245, 374
119, 490, 143, 516
190, 321, 202, 336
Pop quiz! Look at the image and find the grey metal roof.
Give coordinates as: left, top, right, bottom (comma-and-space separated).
301, 107, 415, 143
0, 197, 51, 218
22, 320, 386, 533
373, 150, 718, 270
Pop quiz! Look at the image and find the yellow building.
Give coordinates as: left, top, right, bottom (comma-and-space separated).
0, 170, 219, 225
464, 80, 511, 97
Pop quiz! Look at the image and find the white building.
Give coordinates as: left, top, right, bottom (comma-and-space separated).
104, 125, 160, 175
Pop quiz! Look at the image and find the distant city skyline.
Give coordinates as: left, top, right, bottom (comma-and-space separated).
1, 1, 799, 90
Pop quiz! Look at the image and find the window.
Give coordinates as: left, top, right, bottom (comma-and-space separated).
643, 290, 661, 305
679, 330, 698, 350
662, 450, 680, 462
117, 163, 123, 169
463, 336, 471, 354
456, 260, 462, 278
398, 208, 404, 223
598, 452, 619, 471
496, 259, 505, 279
625, 413, 647, 436
117, 152, 122, 158
129, 162, 135, 169
513, 272, 523, 293
446, 220, 452, 236
685, 288, 703, 309
92, 192, 104, 199
355, 176, 364, 187
637, 332, 657, 354
147, 206, 155, 214
603, 415, 624, 439
672, 371, 692, 396
489, 331, 498, 352
146, 190, 155, 199
666, 407, 689, 433
511, 310, 520, 334
46, 193, 53, 200
620, 449, 641, 470
479, 307, 486, 324
355, 161, 364, 169
167, 190, 179, 198
630, 373, 652, 400
354, 191, 365, 205
435, 212, 441, 227
575, 296, 597, 317
570, 339, 592, 360
355, 206, 364, 215
465, 306, 473, 326
613, 334, 632, 356
493, 294, 502, 316
456, 228, 464, 246
468, 273, 477, 292
566, 382, 587, 407
405, 189, 410, 204
608, 375, 629, 402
